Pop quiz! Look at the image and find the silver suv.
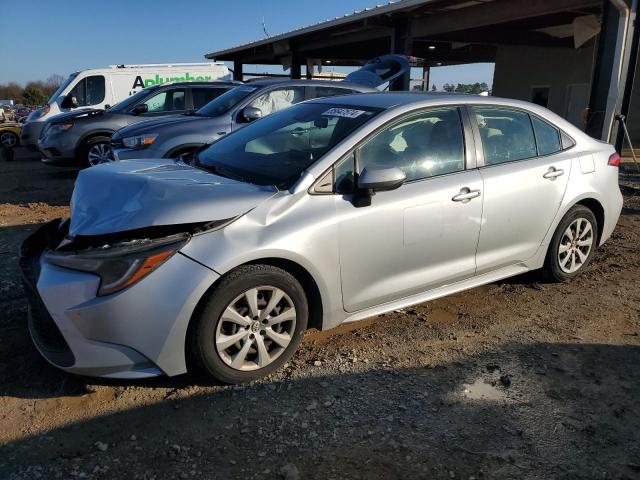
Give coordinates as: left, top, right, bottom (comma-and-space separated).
110, 55, 412, 161
21, 93, 622, 383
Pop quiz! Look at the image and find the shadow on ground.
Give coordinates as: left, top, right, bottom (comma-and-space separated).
2, 342, 639, 480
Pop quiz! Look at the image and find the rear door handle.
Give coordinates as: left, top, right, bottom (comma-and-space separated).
543, 167, 564, 179
452, 188, 481, 202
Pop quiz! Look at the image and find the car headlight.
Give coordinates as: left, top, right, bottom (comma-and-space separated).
122, 133, 158, 149
32, 105, 51, 120
44, 235, 186, 296
47, 123, 73, 135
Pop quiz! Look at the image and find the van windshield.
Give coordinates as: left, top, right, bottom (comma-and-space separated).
47, 72, 79, 105
196, 85, 259, 117
196, 102, 380, 189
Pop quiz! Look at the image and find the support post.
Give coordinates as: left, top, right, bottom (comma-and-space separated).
290, 55, 302, 79
422, 66, 431, 91
390, 19, 412, 91
233, 60, 243, 82
586, 0, 636, 143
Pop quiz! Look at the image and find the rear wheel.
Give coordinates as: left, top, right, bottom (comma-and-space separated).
191, 265, 308, 383
79, 136, 112, 167
543, 205, 598, 282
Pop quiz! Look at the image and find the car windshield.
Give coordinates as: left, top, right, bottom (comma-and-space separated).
107, 88, 156, 113
197, 102, 380, 189
47, 72, 79, 105
196, 85, 259, 117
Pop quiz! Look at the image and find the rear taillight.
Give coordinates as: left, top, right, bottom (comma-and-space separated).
608, 153, 621, 167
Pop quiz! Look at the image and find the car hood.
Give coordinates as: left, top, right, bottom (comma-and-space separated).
113, 115, 208, 139
69, 158, 278, 237
48, 108, 106, 124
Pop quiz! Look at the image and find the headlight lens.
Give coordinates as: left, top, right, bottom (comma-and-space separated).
122, 133, 158, 149
45, 237, 186, 296
48, 123, 73, 135
33, 105, 51, 119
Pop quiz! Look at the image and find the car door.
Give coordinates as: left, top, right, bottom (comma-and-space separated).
138, 88, 187, 117
471, 106, 573, 274
334, 106, 483, 312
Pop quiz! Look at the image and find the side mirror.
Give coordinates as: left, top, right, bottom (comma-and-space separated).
60, 94, 78, 109
131, 104, 149, 115
242, 106, 262, 122
357, 166, 406, 193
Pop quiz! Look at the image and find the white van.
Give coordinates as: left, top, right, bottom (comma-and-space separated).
21, 62, 230, 147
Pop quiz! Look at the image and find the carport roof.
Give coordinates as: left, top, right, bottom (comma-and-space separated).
205, 0, 602, 67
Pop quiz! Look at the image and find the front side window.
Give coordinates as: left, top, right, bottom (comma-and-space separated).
197, 85, 259, 117
70, 75, 105, 107
531, 115, 561, 156
248, 87, 305, 116
196, 103, 380, 189
358, 107, 465, 182
307, 86, 356, 100
474, 107, 537, 165
192, 87, 228, 109
143, 89, 186, 112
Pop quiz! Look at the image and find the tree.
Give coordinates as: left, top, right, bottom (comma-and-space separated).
22, 84, 48, 106
442, 83, 455, 93
431, 84, 437, 92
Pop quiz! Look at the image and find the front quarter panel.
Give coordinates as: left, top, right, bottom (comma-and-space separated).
180, 190, 345, 329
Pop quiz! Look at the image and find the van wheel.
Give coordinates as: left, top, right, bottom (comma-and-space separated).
543, 205, 598, 282
80, 136, 112, 167
191, 265, 308, 384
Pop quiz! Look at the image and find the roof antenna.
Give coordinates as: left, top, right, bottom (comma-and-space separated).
262, 16, 270, 37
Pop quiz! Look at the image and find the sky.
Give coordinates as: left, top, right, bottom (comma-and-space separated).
0, 0, 494, 88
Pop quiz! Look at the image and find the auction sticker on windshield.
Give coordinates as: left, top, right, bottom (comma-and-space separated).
322, 108, 366, 118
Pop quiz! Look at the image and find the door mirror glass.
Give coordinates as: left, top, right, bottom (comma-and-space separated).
242, 106, 263, 122
131, 104, 149, 115
60, 94, 78, 109
357, 166, 406, 192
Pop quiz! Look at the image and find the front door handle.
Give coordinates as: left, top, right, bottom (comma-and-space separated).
543, 166, 564, 179
452, 188, 481, 202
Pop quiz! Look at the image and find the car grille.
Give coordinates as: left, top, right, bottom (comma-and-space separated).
19, 220, 75, 368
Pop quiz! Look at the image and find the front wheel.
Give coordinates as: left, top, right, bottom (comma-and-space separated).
0, 131, 18, 148
190, 265, 308, 383
543, 205, 598, 282
80, 136, 112, 167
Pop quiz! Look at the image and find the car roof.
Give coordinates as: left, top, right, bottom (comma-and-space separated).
244, 78, 375, 91
308, 92, 544, 109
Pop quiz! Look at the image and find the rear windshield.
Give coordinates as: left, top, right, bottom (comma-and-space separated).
196, 85, 259, 117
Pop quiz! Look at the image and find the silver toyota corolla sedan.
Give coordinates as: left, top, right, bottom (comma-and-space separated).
21, 93, 623, 383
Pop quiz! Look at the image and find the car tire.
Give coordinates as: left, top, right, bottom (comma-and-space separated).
190, 264, 308, 384
543, 205, 598, 282
79, 136, 112, 167
0, 131, 19, 148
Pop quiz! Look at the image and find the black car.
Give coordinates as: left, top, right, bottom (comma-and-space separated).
39, 81, 239, 166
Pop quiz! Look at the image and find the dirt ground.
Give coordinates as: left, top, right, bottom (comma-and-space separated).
1, 148, 639, 480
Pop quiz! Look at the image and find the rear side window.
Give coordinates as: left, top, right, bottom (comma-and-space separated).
474, 107, 537, 165
70, 75, 105, 106
192, 87, 228, 109
531, 115, 561, 156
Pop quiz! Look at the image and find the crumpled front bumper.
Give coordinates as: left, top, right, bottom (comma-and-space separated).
19, 220, 220, 379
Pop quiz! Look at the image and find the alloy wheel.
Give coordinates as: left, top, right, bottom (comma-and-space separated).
0, 132, 17, 147
87, 143, 112, 166
557, 217, 594, 274
215, 286, 297, 371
